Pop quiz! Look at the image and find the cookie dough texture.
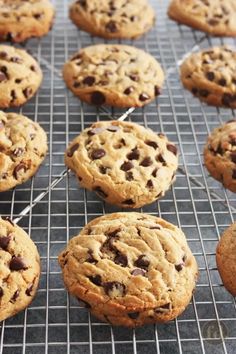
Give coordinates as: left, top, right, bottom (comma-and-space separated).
0, 45, 42, 108
0, 111, 47, 192
0, 217, 40, 322
63, 44, 164, 108
204, 119, 236, 193
180, 46, 236, 109
216, 223, 236, 296
168, 0, 236, 37
69, 0, 155, 39
0, 0, 55, 43
58, 212, 198, 327
65, 120, 178, 208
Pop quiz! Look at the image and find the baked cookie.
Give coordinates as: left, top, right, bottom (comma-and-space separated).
0, 0, 55, 43
0, 45, 42, 108
180, 46, 236, 109
69, 0, 155, 40
65, 120, 178, 208
0, 217, 40, 322
168, 0, 236, 37
204, 119, 236, 193
0, 111, 47, 192
216, 223, 236, 296
58, 212, 198, 327
62, 44, 164, 108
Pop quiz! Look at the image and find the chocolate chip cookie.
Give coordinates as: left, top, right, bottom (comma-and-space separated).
58, 212, 198, 327
62, 44, 164, 108
69, 0, 155, 39
65, 121, 178, 208
0, 111, 47, 192
204, 119, 236, 193
168, 0, 236, 37
0, 45, 42, 108
0, 217, 40, 322
216, 223, 236, 296
180, 46, 236, 109
0, 0, 55, 43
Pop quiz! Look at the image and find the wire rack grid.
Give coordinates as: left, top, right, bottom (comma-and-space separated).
0, 0, 236, 353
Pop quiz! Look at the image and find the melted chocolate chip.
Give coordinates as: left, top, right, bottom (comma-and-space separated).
208, 18, 219, 26
83, 76, 95, 86
152, 168, 158, 177
167, 144, 177, 155
128, 312, 139, 319
127, 148, 140, 160
89, 275, 102, 286
206, 72, 215, 81
134, 255, 149, 270
67, 143, 79, 157
10, 290, 19, 303
175, 263, 184, 272
156, 154, 166, 164
140, 157, 152, 167
13, 163, 27, 179
103, 281, 125, 297
25, 283, 34, 296
129, 74, 139, 82
145, 140, 158, 149
122, 199, 135, 205
120, 161, 133, 171
91, 149, 106, 160
0, 51, 7, 59
146, 180, 153, 189
218, 78, 227, 87
30, 65, 36, 72
131, 268, 146, 276
139, 93, 150, 102
124, 86, 134, 95
106, 20, 117, 32
10, 256, 27, 271
114, 253, 128, 267
126, 171, 133, 181
91, 91, 106, 105
0, 235, 11, 250
94, 186, 107, 199
34, 13, 43, 20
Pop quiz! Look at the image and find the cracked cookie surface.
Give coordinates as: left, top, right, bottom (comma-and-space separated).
216, 223, 236, 296
180, 46, 236, 109
0, 217, 40, 322
65, 120, 178, 208
0, 0, 55, 43
69, 0, 155, 39
58, 212, 198, 327
62, 44, 164, 108
0, 45, 42, 108
204, 119, 236, 192
0, 111, 47, 192
168, 0, 236, 37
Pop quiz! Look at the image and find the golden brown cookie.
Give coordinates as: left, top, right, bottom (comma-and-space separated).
62, 44, 164, 108
0, 0, 55, 43
216, 223, 236, 296
58, 212, 198, 327
69, 0, 155, 39
204, 119, 236, 192
65, 120, 178, 209
0, 111, 47, 192
0, 217, 40, 322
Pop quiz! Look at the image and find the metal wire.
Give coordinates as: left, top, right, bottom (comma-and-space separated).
0, 0, 236, 353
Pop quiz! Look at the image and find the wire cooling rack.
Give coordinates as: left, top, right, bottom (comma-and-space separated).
1, 0, 236, 353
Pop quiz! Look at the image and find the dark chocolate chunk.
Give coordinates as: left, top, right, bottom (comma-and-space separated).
114, 253, 128, 267
83, 76, 95, 86
124, 86, 134, 95
10, 290, 19, 303
10, 256, 27, 271
131, 268, 146, 276
175, 263, 184, 272
140, 157, 152, 167
91, 148, 106, 160
206, 72, 215, 81
122, 199, 135, 205
30, 65, 36, 72
103, 281, 126, 297
13, 163, 27, 179
89, 274, 102, 286
127, 148, 140, 160
128, 312, 139, 319
0, 235, 11, 250
67, 143, 79, 157
91, 91, 106, 105
145, 140, 158, 149
167, 144, 177, 155
120, 161, 133, 171
105, 20, 117, 32
94, 186, 108, 199
139, 93, 150, 102
134, 255, 149, 270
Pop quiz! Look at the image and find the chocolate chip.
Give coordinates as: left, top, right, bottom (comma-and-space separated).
10, 290, 19, 303
139, 93, 150, 102
206, 72, 215, 81
146, 180, 153, 189
0, 235, 11, 250
103, 281, 125, 297
0, 51, 7, 59
127, 148, 140, 160
175, 263, 184, 272
77, 0, 87, 8
122, 199, 135, 205
128, 312, 139, 319
156, 154, 166, 164
155, 303, 171, 313
130, 15, 138, 22
30, 65, 36, 72
73, 82, 80, 88
91, 91, 106, 105
222, 93, 236, 106
154, 86, 161, 96
134, 255, 149, 270
145, 140, 158, 149
11, 57, 22, 64
105, 20, 117, 32
83, 76, 95, 86
11, 90, 17, 102
124, 86, 134, 95
25, 283, 34, 296
0, 72, 7, 82
99, 165, 109, 174
126, 171, 133, 181
6, 32, 13, 41
167, 144, 177, 155
107, 125, 120, 132
140, 157, 152, 167
107, 229, 120, 238
13, 147, 24, 157
131, 268, 146, 276
208, 18, 219, 26
232, 170, 236, 179
15, 78, 22, 84
89, 275, 102, 286
10, 256, 27, 271
218, 78, 227, 87
23, 87, 33, 98
67, 143, 79, 157
152, 168, 158, 177
231, 152, 236, 163
129, 74, 139, 82
199, 89, 209, 97
87, 127, 104, 135
0, 287, 3, 297
91, 149, 106, 160
13, 163, 27, 179
120, 161, 133, 171
94, 186, 107, 199
114, 253, 128, 267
